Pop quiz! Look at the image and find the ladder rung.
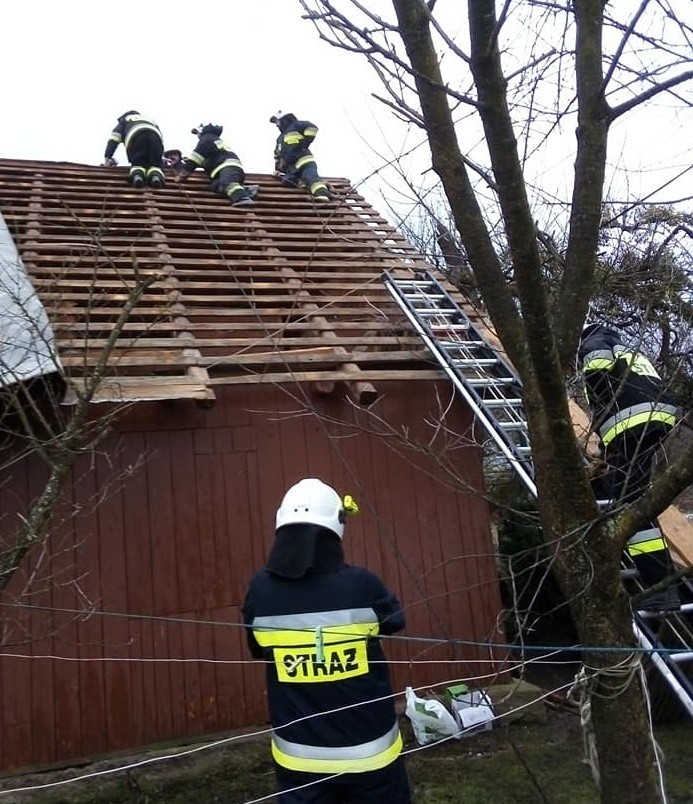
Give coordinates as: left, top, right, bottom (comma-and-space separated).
450, 358, 499, 368
498, 421, 529, 431
467, 377, 516, 387
404, 291, 446, 299
430, 324, 470, 332
438, 339, 484, 348
390, 280, 435, 288
484, 398, 523, 408
414, 307, 458, 315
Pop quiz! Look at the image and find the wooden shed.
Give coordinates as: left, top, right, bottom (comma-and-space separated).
0, 159, 506, 772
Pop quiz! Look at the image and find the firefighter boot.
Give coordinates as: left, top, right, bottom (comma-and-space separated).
227, 184, 255, 208
146, 167, 166, 189
310, 181, 332, 203
129, 167, 145, 188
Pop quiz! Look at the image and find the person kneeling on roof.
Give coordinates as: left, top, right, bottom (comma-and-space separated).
270, 111, 333, 202
177, 124, 259, 208
102, 110, 166, 189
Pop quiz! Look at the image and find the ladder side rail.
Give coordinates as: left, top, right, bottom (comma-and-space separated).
383, 276, 537, 497
633, 622, 693, 718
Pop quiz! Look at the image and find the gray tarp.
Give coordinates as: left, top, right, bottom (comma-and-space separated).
0, 211, 62, 388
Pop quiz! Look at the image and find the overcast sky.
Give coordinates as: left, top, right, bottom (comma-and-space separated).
1, 1, 403, 202
2, 1, 691, 218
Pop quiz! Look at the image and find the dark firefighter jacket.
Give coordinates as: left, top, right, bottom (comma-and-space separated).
183, 134, 243, 178
274, 119, 318, 172
105, 113, 162, 160
243, 530, 405, 775
578, 325, 677, 447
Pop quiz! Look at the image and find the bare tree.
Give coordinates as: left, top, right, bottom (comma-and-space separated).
0, 238, 159, 624
299, 1, 693, 800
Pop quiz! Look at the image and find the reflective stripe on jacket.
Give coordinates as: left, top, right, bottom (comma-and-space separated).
626, 525, 668, 556
105, 114, 162, 159
598, 402, 677, 446
184, 135, 243, 178
271, 722, 403, 774
274, 119, 318, 170
579, 329, 676, 445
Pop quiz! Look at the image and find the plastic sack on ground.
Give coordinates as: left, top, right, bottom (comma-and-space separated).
449, 689, 495, 736
404, 686, 460, 745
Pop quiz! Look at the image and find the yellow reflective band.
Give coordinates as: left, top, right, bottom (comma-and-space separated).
601, 410, 676, 445
584, 357, 615, 372
295, 155, 316, 169
123, 122, 160, 148
188, 151, 205, 167
274, 640, 368, 683
253, 621, 379, 648
310, 182, 327, 193
612, 349, 660, 379
303, 126, 318, 138
284, 132, 303, 145
627, 539, 667, 556
271, 730, 402, 774
210, 158, 243, 178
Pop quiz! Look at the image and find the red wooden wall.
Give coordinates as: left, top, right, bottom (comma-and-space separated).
0, 382, 505, 772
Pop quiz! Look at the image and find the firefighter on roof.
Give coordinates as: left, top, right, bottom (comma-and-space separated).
103, 111, 166, 188
270, 111, 332, 202
579, 323, 680, 610
243, 478, 411, 803
177, 124, 259, 208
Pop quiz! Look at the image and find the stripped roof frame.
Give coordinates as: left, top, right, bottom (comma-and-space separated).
0, 159, 456, 405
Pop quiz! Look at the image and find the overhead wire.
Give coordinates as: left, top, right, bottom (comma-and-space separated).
2, 600, 691, 658
4, 173, 680, 801
0, 673, 580, 800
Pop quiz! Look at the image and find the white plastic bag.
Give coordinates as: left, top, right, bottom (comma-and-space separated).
404, 686, 460, 745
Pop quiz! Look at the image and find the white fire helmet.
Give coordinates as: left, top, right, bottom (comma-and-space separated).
275, 478, 345, 539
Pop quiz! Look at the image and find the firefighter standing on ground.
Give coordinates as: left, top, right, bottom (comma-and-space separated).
579, 323, 680, 609
103, 111, 166, 188
243, 478, 411, 803
270, 111, 332, 202
177, 124, 258, 207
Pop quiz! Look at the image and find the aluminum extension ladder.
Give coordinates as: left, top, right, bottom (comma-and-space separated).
383, 269, 536, 496
383, 268, 693, 718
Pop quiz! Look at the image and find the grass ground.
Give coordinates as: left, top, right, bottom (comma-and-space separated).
1, 682, 691, 803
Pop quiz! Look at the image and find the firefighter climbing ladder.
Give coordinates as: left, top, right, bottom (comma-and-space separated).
383, 268, 693, 718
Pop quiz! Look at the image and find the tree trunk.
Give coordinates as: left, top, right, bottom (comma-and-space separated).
390, 2, 666, 800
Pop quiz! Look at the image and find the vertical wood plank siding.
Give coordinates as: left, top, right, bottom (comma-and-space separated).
0, 383, 504, 772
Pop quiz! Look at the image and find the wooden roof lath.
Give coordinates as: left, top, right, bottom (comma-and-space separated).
0, 159, 459, 406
